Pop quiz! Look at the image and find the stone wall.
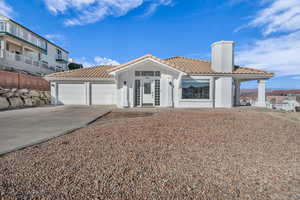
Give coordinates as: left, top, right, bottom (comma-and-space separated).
0, 88, 51, 110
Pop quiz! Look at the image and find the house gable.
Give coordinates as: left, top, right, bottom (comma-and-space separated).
109, 54, 186, 75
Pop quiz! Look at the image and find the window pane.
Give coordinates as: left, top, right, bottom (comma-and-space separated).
144, 82, 151, 94
142, 71, 154, 76
135, 71, 141, 76
23, 30, 29, 41
31, 34, 37, 45
155, 80, 160, 106
182, 80, 210, 99
9, 23, 17, 35
135, 80, 141, 106
0, 22, 5, 31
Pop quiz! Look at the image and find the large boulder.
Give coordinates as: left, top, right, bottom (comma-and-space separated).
28, 90, 40, 97
17, 89, 29, 95
8, 97, 24, 108
44, 99, 51, 104
39, 99, 46, 105
44, 91, 51, 99
23, 98, 35, 107
20, 93, 30, 99
40, 92, 47, 100
0, 88, 51, 109
32, 97, 42, 106
0, 97, 9, 110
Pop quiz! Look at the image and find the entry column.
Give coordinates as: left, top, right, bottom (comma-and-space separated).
85, 82, 91, 105
256, 80, 266, 107
122, 81, 129, 108
234, 80, 240, 106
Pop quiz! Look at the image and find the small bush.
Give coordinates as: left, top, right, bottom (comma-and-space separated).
68, 63, 83, 70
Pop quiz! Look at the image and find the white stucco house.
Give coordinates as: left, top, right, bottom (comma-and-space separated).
0, 14, 69, 75
45, 41, 274, 108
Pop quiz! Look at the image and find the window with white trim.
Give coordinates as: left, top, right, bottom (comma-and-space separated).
181, 79, 210, 99
135, 71, 161, 77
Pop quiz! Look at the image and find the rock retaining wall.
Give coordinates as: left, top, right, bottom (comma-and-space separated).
0, 88, 51, 110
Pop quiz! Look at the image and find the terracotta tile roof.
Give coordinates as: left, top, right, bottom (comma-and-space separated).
166, 56, 274, 75
46, 55, 274, 79
110, 55, 273, 75
233, 66, 274, 75
164, 56, 214, 74
46, 65, 116, 78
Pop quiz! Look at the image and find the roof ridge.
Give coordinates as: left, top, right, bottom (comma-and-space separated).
91, 65, 118, 68
165, 56, 211, 63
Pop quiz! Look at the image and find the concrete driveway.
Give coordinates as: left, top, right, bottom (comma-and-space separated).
0, 106, 113, 155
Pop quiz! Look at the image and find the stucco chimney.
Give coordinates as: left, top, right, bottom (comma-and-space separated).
211, 41, 235, 73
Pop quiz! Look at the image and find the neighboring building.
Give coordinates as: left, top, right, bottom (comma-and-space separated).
241, 90, 300, 107
0, 14, 69, 75
267, 95, 300, 111
45, 41, 274, 108
273, 99, 300, 111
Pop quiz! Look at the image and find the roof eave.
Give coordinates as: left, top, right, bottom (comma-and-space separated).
187, 73, 274, 78
44, 77, 115, 81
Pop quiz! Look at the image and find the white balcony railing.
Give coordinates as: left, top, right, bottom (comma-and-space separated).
0, 49, 64, 74
0, 20, 47, 50
56, 54, 69, 62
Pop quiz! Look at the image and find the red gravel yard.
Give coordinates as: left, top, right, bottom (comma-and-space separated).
0, 109, 299, 199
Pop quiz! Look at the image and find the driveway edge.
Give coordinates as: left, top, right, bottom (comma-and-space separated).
0, 110, 112, 157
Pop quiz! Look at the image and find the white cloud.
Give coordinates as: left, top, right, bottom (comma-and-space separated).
45, 34, 64, 42
94, 56, 120, 65
44, 33, 68, 47
236, 31, 300, 76
235, 0, 300, 77
250, 0, 300, 35
0, 0, 13, 18
43, 0, 172, 26
77, 56, 120, 67
44, 0, 96, 14
143, 0, 172, 16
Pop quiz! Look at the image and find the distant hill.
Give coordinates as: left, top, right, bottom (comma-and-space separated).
241, 89, 300, 96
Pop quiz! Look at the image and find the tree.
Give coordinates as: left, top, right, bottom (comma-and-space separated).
68, 63, 83, 70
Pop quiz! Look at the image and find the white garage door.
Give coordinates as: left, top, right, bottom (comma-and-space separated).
58, 84, 85, 105
91, 84, 116, 105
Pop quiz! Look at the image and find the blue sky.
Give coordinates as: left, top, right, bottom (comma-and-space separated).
1, 0, 300, 89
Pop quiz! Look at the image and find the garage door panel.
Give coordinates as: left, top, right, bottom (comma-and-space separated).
58, 84, 85, 105
91, 84, 115, 105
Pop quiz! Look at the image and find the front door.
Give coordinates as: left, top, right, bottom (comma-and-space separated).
143, 80, 154, 106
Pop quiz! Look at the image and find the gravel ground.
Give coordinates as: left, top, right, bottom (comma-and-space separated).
0, 109, 299, 199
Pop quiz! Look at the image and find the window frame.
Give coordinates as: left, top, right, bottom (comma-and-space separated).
0, 21, 6, 31
180, 78, 211, 101
135, 71, 161, 77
